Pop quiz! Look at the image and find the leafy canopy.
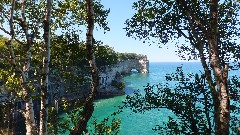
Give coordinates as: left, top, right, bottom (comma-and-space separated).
125, 0, 240, 63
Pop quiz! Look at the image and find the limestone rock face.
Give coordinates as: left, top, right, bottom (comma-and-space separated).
99, 57, 149, 95
0, 57, 149, 118
139, 57, 149, 73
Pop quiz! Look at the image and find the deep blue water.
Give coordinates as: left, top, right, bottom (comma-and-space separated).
90, 62, 204, 135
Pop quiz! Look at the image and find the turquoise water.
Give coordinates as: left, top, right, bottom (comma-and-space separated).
62, 62, 239, 134
90, 62, 203, 135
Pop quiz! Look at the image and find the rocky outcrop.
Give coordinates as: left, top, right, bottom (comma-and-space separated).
0, 58, 149, 105
0, 55, 149, 133
98, 58, 149, 96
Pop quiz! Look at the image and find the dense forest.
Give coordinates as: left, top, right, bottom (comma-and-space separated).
0, 0, 240, 135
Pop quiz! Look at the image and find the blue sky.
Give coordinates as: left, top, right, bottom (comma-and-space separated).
0, 0, 182, 62
1, 1, 238, 62
94, 0, 181, 62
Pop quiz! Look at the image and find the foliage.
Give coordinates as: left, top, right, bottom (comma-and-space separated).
0, 0, 114, 134
51, 35, 146, 70
56, 99, 121, 135
111, 80, 125, 91
0, 103, 10, 133
0, 37, 39, 98
117, 52, 147, 61
94, 44, 118, 67
0, 33, 135, 96
125, 0, 240, 63
52, 0, 110, 33
47, 105, 58, 135
125, 0, 240, 134
117, 82, 125, 90
90, 117, 121, 135
122, 67, 240, 134
50, 35, 88, 94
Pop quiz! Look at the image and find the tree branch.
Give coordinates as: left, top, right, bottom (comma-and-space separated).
9, 0, 15, 36
176, 0, 209, 38
0, 8, 10, 22
30, 18, 44, 44
0, 51, 24, 79
0, 26, 24, 45
171, 25, 189, 39
0, 26, 11, 35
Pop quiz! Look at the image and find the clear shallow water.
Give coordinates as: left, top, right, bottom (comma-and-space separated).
62, 62, 239, 134
90, 62, 203, 135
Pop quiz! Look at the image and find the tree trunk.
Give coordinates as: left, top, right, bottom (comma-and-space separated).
24, 98, 36, 135
20, 1, 38, 134
177, 0, 230, 134
209, 0, 230, 134
5, 1, 37, 133
70, 0, 99, 134
6, 41, 36, 135
2, 0, 48, 134
53, 99, 58, 135
39, 0, 52, 135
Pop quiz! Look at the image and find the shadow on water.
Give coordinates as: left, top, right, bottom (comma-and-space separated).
124, 83, 139, 95
95, 86, 138, 101
95, 73, 144, 100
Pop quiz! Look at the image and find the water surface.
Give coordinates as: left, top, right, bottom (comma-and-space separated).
90, 62, 202, 134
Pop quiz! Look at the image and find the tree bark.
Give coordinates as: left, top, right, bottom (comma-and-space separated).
70, 0, 99, 134
53, 99, 58, 135
177, 0, 230, 134
21, 0, 37, 134
5, 1, 37, 134
39, 0, 52, 135
209, 0, 230, 134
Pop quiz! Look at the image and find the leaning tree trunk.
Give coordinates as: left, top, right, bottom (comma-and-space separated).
5, 0, 37, 134
6, 19, 37, 135
209, 0, 230, 134
70, 0, 99, 134
39, 0, 52, 135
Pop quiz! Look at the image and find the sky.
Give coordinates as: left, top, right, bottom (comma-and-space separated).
93, 0, 182, 62
0, 0, 183, 62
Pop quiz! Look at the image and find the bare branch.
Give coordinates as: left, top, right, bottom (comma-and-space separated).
0, 26, 11, 35
171, 25, 189, 39
0, 10, 10, 22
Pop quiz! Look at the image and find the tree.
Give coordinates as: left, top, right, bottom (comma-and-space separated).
94, 45, 118, 67
125, 0, 240, 134
39, 0, 52, 135
70, 0, 99, 134
0, 1, 44, 134
1, 0, 111, 133
0, 34, 25, 135
50, 0, 110, 134
122, 67, 240, 134
0, 0, 55, 134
